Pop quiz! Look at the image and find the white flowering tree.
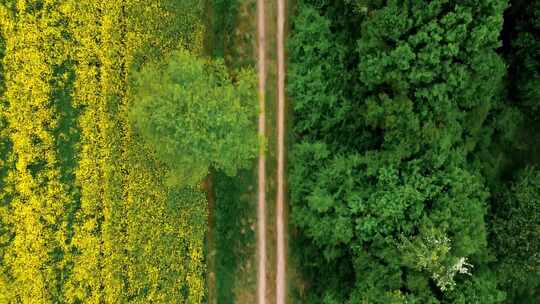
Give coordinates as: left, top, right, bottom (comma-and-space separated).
399, 227, 473, 292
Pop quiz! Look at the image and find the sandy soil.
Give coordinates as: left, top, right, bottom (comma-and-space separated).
257, 0, 267, 302
276, 0, 287, 302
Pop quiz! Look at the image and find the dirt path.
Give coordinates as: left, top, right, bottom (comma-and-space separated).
257, 0, 267, 302
276, 0, 287, 302
257, 0, 287, 302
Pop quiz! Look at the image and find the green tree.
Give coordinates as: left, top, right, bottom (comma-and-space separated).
507, 0, 540, 114
481, 1, 540, 302
130, 49, 259, 186
288, 0, 508, 302
491, 167, 540, 303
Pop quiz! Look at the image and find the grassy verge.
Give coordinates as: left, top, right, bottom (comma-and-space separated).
213, 170, 257, 302
206, 0, 259, 303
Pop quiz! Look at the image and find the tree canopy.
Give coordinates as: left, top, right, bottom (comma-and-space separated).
287, 0, 538, 302
130, 49, 259, 186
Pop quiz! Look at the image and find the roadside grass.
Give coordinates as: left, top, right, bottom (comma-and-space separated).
207, 0, 259, 303
213, 169, 257, 303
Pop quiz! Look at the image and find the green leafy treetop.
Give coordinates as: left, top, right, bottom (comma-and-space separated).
130, 49, 259, 186
288, 0, 509, 301
491, 167, 540, 302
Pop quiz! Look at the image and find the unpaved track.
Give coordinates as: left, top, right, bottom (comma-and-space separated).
276, 0, 287, 302
258, 0, 287, 302
257, 0, 267, 302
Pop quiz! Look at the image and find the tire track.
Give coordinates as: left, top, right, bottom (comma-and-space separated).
257, 0, 267, 302
276, 0, 287, 302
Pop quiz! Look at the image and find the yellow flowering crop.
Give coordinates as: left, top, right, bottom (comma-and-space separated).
0, 0, 207, 302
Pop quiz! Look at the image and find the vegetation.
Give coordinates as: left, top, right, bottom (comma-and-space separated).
0, 3, 75, 300
491, 167, 540, 302
210, 0, 240, 58
488, 1, 540, 302
0, 0, 258, 302
213, 171, 257, 302
0, 0, 538, 302
288, 0, 539, 303
204, 1, 260, 302
130, 49, 258, 187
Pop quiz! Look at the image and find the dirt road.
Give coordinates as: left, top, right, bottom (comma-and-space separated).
276, 0, 287, 302
257, 0, 267, 302
258, 0, 287, 302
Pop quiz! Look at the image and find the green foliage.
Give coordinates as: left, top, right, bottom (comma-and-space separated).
287, 6, 351, 140
213, 170, 257, 302
130, 49, 259, 187
482, 1, 540, 302
491, 167, 540, 301
289, 0, 509, 302
507, 1, 540, 114
498, 0, 540, 168
442, 268, 505, 304
399, 227, 479, 293
210, 0, 239, 58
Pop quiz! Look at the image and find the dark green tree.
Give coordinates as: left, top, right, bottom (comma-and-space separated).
288, 0, 508, 302
483, 1, 540, 302
491, 167, 540, 303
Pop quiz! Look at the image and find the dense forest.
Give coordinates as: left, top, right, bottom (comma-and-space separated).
288, 0, 539, 303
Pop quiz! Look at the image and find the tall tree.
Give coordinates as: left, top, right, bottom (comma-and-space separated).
486, 1, 540, 302
288, 0, 508, 302
491, 167, 540, 302
130, 49, 259, 187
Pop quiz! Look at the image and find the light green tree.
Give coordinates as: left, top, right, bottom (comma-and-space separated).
130, 49, 259, 186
